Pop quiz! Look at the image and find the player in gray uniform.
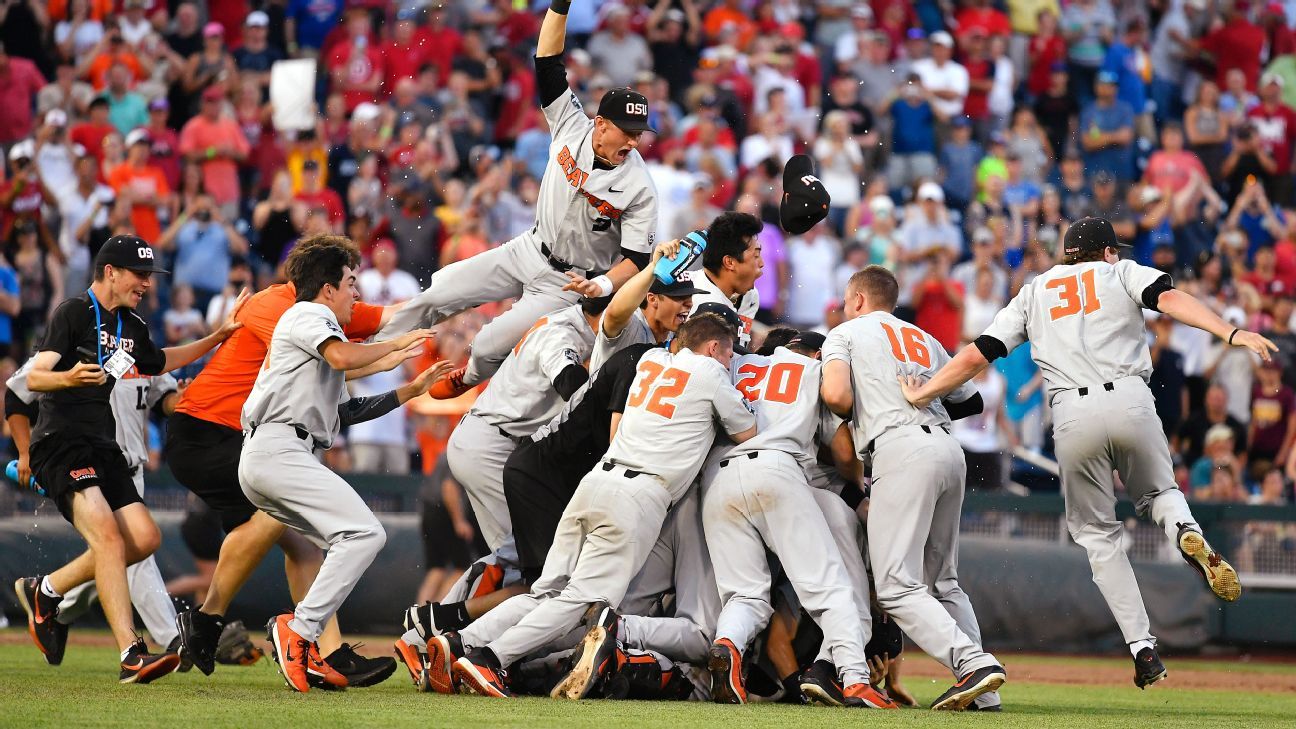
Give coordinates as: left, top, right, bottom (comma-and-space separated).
377, 0, 658, 397
684, 212, 763, 349
426, 314, 756, 699
900, 218, 1271, 688
591, 239, 701, 370
236, 242, 447, 692
821, 265, 1006, 712
6, 362, 182, 653
701, 340, 895, 709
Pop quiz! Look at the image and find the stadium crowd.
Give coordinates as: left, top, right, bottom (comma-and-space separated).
0, 0, 1294, 516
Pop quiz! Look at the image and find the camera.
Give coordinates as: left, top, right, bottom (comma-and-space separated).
1236, 123, 1255, 142
194, 210, 212, 223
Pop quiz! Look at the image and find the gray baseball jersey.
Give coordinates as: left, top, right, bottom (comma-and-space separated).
719, 348, 822, 468
822, 311, 978, 453
241, 302, 348, 447
685, 270, 759, 347
605, 347, 755, 500
8, 359, 176, 470
981, 260, 1167, 403
591, 308, 655, 372
538, 87, 658, 270
469, 304, 597, 437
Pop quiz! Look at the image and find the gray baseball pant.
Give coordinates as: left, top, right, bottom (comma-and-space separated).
239, 424, 386, 643
869, 426, 998, 679
1051, 376, 1199, 646
375, 230, 582, 385
810, 487, 874, 660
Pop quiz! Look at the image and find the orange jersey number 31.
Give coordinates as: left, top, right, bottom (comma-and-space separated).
1046, 269, 1102, 320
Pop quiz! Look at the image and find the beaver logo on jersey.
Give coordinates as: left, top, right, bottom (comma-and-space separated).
556, 146, 625, 221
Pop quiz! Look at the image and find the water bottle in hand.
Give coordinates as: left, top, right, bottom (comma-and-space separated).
6, 460, 44, 496
653, 229, 708, 285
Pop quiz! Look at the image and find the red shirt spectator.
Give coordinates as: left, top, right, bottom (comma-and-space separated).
1247, 86, 1296, 171
955, 1, 1012, 41
206, 0, 249, 47
914, 275, 964, 354
178, 88, 252, 207
383, 18, 429, 90
494, 60, 537, 145
83, 48, 148, 91
495, 1, 540, 48
703, 0, 758, 50
963, 49, 993, 120
327, 34, 386, 111
1026, 18, 1067, 97
294, 161, 345, 230
1263, 4, 1296, 59
1199, 11, 1267, 91
70, 101, 116, 164
418, 12, 463, 85
0, 51, 46, 144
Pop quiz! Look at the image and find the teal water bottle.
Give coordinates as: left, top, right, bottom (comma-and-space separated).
653, 229, 708, 285
6, 460, 44, 496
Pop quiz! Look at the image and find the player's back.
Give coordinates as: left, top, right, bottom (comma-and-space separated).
723, 347, 822, 467
824, 311, 972, 449
991, 259, 1163, 402
605, 346, 754, 500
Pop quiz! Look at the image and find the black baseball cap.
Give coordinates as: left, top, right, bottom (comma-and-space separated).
1063, 216, 1130, 256
780, 154, 831, 235
96, 234, 169, 273
650, 277, 706, 297
787, 330, 826, 352
690, 301, 749, 353
596, 87, 655, 133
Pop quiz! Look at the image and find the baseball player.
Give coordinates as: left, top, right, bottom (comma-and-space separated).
376, 0, 658, 398
591, 239, 701, 370
900, 218, 1268, 688
237, 243, 447, 693
6, 360, 182, 657
170, 235, 405, 684
683, 212, 763, 348
821, 265, 1006, 711
13, 235, 245, 684
701, 334, 894, 709
424, 314, 756, 698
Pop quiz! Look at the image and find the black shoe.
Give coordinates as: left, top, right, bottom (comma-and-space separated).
550, 602, 620, 700
120, 637, 182, 684
798, 660, 847, 706
931, 665, 1007, 711
14, 576, 69, 665
1133, 647, 1167, 689
1177, 525, 1241, 601
967, 702, 1003, 712
176, 608, 225, 676
325, 643, 398, 688
165, 636, 194, 673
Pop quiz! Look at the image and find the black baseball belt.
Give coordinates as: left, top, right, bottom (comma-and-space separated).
247, 423, 327, 452
865, 424, 950, 455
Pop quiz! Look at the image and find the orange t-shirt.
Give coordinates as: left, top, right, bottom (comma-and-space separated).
107, 163, 170, 243
176, 282, 384, 430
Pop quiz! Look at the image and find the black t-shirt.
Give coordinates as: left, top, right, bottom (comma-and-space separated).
1033, 92, 1080, 156
1177, 412, 1247, 465
32, 293, 165, 446
531, 342, 656, 474
821, 97, 876, 136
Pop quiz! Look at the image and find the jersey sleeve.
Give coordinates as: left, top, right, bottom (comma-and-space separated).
1113, 259, 1173, 309
616, 181, 659, 255
980, 287, 1030, 354
535, 56, 588, 141
145, 372, 179, 409
289, 308, 346, 360
711, 366, 757, 437
5, 358, 36, 405
820, 327, 851, 365
344, 301, 384, 341
531, 323, 587, 385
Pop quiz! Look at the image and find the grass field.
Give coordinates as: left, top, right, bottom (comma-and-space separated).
3, 632, 1295, 729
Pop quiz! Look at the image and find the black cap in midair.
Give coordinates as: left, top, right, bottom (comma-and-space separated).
1063, 216, 1130, 256
780, 154, 831, 235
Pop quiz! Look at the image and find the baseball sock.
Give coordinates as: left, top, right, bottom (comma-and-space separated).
1129, 639, 1155, 656
40, 576, 61, 599
780, 674, 803, 703
434, 601, 472, 631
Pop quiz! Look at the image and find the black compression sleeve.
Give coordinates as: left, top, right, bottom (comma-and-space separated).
534, 55, 570, 108
838, 482, 865, 510
553, 363, 590, 401
1141, 274, 1174, 311
973, 335, 1008, 362
338, 391, 401, 427
4, 387, 36, 421
945, 392, 985, 421
620, 247, 651, 271
550, 0, 571, 14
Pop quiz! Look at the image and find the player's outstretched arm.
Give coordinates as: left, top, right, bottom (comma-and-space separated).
1157, 288, 1279, 361
899, 343, 990, 409
537, 1, 571, 58
163, 287, 251, 373
599, 239, 681, 338
319, 329, 436, 371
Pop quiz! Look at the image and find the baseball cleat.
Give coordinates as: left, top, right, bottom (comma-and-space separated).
14, 576, 69, 665
428, 366, 471, 400
177, 608, 226, 675
707, 638, 747, 704
551, 602, 620, 700
165, 636, 194, 673
394, 637, 428, 689
798, 659, 846, 706
453, 649, 511, 698
266, 614, 313, 692
1133, 647, 1167, 689
843, 682, 900, 709
324, 643, 394, 687
1177, 526, 1241, 601
424, 633, 462, 694
120, 637, 182, 684
931, 665, 1006, 711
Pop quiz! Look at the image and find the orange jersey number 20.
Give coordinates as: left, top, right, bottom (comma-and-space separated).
1046, 269, 1101, 320
735, 362, 806, 404
627, 360, 692, 418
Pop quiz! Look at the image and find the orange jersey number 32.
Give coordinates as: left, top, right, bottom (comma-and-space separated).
627, 360, 692, 418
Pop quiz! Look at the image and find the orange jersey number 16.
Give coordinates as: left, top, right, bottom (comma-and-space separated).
1046, 268, 1101, 320
880, 323, 931, 367
627, 360, 692, 419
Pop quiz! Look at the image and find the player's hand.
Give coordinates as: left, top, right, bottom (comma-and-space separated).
214, 288, 251, 341
562, 271, 605, 298
405, 360, 457, 398
868, 655, 888, 686
67, 362, 107, 387
897, 374, 933, 409
371, 342, 424, 373
887, 677, 917, 707
16, 454, 32, 491
391, 328, 437, 351
650, 238, 682, 264
1231, 330, 1279, 361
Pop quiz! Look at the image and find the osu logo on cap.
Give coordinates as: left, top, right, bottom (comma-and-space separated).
138, 247, 154, 260
626, 102, 648, 116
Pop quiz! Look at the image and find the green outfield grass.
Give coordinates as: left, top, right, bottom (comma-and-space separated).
2, 634, 1295, 729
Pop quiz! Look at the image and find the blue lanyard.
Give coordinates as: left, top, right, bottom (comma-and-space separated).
85, 288, 122, 367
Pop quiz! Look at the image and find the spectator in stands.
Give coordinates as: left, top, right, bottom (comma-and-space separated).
912, 248, 964, 353
1061, 0, 1116, 107
1247, 72, 1296, 204
885, 75, 940, 191
54, 0, 105, 65
55, 153, 110, 293
1249, 358, 1296, 477
157, 192, 248, 311
1080, 70, 1136, 182
108, 129, 171, 245
293, 159, 344, 233
785, 222, 839, 330
179, 85, 250, 216
1032, 62, 1080, 160
1196, 0, 1266, 92
8, 219, 63, 357
1150, 313, 1188, 438
898, 182, 961, 316
0, 41, 46, 150
588, 5, 653, 88
80, 25, 150, 91
1190, 424, 1245, 495
100, 61, 149, 136
327, 10, 385, 113
911, 30, 967, 137
962, 263, 1003, 344
233, 12, 283, 98
813, 111, 864, 236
